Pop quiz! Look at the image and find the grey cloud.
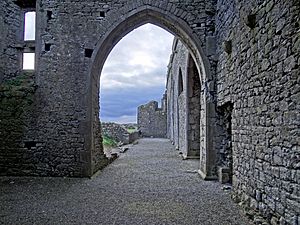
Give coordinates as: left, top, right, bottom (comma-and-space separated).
100, 23, 173, 123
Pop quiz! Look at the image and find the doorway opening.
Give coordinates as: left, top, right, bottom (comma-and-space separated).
88, 7, 213, 178
217, 102, 233, 184
99, 23, 174, 157
186, 54, 201, 159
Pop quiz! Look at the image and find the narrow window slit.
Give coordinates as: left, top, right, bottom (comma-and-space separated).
47, 11, 53, 20
45, 44, 51, 51
99, 11, 105, 17
24, 141, 36, 149
24, 11, 36, 41
85, 49, 93, 58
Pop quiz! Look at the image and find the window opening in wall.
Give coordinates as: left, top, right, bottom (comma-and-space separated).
99, 11, 105, 18
24, 11, 36, 41
85, 49, 94, 58
217, 102, 233, 184
45, 43, 51, 51
178, 69, 183, 95
245, 14, 256, 29
47, 11, 53, 20
23, 53, 35, 70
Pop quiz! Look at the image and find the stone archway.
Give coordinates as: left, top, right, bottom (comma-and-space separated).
87, 4, 216, 179
185, 54, 201, 159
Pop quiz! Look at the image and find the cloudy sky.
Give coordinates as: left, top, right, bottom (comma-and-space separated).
100, 24, 174, 123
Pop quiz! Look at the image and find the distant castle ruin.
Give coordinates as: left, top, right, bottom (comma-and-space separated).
137, 93, 167, 138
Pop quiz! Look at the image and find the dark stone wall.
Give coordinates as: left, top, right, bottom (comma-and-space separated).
0, 72, 37, 175
216, 0, 300, 223
0, 0, 23, 82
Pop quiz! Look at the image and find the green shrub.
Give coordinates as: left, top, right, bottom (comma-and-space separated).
102, 135, 117, 147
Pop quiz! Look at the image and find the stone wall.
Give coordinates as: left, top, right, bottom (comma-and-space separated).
0, 0, 23, 82
166, 38, 203, 159
166, 39, 189, 150
0, 72, 37, 175
0, 0, 299, 223
215, 0, 300, 223
1, 0, 216, 177
128, 131, 140, 144
137, 100, 167, 138
164, 1, 300, 221
0, 0, 216, 177
101, 122, 130, 145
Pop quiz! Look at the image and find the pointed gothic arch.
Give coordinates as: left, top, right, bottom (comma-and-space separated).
86, 5, 216, 179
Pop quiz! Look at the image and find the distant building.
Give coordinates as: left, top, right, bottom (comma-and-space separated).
137, 93, 167, 138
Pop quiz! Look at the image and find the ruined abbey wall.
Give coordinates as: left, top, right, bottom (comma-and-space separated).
166, 39, 188, 154
1, 0, 216, 177
0, 0, 299, 223
164, 1, 300, 222
166, 39, 203, 159
215, 0, 300, 223
0, 1, 22, 82
137, 100, 167, 138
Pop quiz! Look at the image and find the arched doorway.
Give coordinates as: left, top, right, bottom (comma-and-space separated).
87, 6, 216, 179
185, 54, 201, 159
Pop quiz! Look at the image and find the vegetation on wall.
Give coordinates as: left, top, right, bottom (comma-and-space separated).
102, 135, 117, 148
0, 72, 36, 148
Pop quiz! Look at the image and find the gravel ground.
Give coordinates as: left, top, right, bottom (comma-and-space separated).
0, 138, 251, 225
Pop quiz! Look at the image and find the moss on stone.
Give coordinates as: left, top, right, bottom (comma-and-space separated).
0, 72, 36, 149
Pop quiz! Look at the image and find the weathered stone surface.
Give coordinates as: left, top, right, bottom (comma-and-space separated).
101, 122, 132, 145
1, 0, 216, 177
137, 100, 167, 138
166, 38, 203, 159
0, 0, 299, 224
216, 0, 300, 223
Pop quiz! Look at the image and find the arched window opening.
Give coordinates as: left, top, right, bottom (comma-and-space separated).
178, 68, 183, 95
187, 54, 201, 158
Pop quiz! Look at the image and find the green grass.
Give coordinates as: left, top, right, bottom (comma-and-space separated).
127, 128, 137, 133
102, 135, 117, 147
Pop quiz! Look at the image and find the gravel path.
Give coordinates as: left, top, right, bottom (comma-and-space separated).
0, 138, 251, 225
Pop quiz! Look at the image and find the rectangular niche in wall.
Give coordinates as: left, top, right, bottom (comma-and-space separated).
13, 0, 36, 8
23, 53, 35, 70
24, 11, 36, 41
